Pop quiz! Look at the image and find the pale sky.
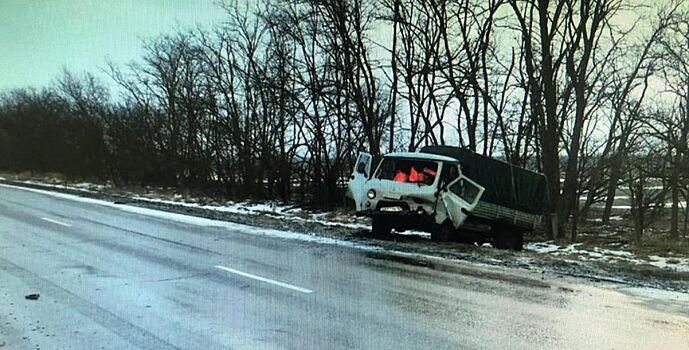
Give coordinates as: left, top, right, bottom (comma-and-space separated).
0, 0, 227, 91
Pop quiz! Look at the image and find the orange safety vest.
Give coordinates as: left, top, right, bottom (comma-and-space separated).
409, 167, 424, 182
394, 170, 408, 182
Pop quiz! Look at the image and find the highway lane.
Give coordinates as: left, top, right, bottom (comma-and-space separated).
0, 184, 688, 349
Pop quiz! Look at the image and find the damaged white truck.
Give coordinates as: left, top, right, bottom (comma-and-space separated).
346, 146, 546, 250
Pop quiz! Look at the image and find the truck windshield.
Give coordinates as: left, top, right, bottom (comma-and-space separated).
375, 158, 439, 185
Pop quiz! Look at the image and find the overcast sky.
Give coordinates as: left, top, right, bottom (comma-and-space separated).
0, 0, 227, 91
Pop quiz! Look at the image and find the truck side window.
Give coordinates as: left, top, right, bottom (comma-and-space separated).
450, 178, 481, 203
440, 164, 459, 188
356, 154, 370, 174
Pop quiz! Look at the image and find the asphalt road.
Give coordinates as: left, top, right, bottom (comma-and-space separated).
0, 184, 688, 350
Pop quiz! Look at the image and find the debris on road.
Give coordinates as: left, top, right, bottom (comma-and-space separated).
24, 293, 40, 300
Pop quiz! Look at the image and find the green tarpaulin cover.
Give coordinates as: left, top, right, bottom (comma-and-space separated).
420, 146, 546, 215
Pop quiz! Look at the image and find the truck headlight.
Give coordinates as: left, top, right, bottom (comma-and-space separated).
367, 189, 376, 199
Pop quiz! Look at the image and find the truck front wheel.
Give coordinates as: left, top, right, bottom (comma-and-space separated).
371, 217, 391, 237
431, 222, 453, 241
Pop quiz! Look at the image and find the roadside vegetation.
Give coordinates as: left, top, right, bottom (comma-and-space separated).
2, 0, 689, 249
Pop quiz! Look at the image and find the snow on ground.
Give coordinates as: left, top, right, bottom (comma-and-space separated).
525, 242, 612, 259
526, 241, 688, 273
17, 180, 104, 193
131, 195, 372, 231
524, 241, 561, 254
588, 216, 623, 222
647, 256, 689, 273
591, 203, 687, 210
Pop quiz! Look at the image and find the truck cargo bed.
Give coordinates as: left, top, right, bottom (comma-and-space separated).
420, 146, 546, 215
472, 201, 542, 230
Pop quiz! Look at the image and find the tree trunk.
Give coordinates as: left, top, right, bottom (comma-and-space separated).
670, 176, 679, 240
602, 154, 622, 223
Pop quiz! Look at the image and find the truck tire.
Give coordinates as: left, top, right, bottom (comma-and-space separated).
344, 197, 356, 210
431, 222, 453, 241
492, 226, 524, 251
371, 217, 391, 237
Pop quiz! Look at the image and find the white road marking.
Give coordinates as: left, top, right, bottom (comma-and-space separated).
214, 265, 313, 294
40, 217, 72, 227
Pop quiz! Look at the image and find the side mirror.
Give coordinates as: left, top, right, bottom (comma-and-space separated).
356, 162, 367, 174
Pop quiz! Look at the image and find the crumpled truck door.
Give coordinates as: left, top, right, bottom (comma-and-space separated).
346, 152, 373, 211
438, 175, 485, 228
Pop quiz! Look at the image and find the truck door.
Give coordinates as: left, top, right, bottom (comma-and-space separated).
346, 152, 373, 211
440, 175, 485, 228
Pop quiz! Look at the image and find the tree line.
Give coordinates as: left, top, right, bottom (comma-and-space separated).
1, 0, 689, 242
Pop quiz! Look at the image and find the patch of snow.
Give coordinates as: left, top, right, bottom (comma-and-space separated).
557, 243, 584, 254
525, 239, 689, 274
395, 230, 431, 238
592, 203, 687, 210
73, 182, 106, 191
647, 256, 689, 273
524, 241, 561, 253
600, 248, 634, 258
555, 245, 637, 261
131, 196, 296, 216
526, 241, 635, 259
588, 216, 624, 223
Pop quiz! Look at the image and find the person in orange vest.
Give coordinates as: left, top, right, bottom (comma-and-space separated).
394, 169, 408, 182
409, 167, 424, 183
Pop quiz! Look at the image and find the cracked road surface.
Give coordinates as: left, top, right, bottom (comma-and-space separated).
1, 184, 688, 349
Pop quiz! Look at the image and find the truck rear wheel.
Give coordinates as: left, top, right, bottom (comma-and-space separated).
492, 226, 524, 251
371, 217, 391, 237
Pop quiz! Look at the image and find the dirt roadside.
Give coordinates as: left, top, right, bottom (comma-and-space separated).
1, 178, 687, 293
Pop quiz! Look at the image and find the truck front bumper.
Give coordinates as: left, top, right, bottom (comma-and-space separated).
356, 209, 425, 217
356, 209, 435, 232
